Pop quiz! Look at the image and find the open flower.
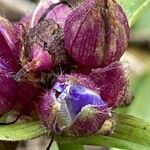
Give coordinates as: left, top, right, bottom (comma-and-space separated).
39, 62, 131, 136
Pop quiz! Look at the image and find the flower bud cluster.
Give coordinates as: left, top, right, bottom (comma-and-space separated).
0, 0, 131, 137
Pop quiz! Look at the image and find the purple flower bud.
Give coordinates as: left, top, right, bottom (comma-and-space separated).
0, 73, 18, 116
31, 0, 72, 28
39, 74, 110, 136
64, 0, 129, 68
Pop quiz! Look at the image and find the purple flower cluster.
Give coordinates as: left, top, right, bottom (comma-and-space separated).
0, 0, 132, 136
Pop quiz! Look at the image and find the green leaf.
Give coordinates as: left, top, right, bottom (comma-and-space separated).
0, 121, 45, 141
56, 114, 150, 150
1, 115, 149, 150
117, 0, 150, 26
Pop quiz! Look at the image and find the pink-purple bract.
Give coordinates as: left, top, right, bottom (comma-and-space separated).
0, 73, 18, 116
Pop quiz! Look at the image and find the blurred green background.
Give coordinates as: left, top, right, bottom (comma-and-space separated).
111, 3, 150, 150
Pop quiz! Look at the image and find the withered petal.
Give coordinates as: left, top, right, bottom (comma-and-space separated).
31, 0, 72, 28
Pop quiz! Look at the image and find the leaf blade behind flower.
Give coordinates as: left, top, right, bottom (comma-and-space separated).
56, 114, 150, 150
117, 0, 150, 26
0, 121, 45, 141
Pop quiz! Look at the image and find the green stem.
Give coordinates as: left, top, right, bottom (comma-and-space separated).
58, 143, 84, 150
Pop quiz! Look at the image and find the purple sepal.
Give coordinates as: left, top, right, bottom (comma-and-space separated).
66, 106, 110, 136
0, 26, 20, 72
15, 82, 42, 116
90, 61, 130, 107
39, 90, 59, 130
0, 16, 22, 66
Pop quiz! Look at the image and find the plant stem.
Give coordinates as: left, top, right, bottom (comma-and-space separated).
58, 143, 84, 150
